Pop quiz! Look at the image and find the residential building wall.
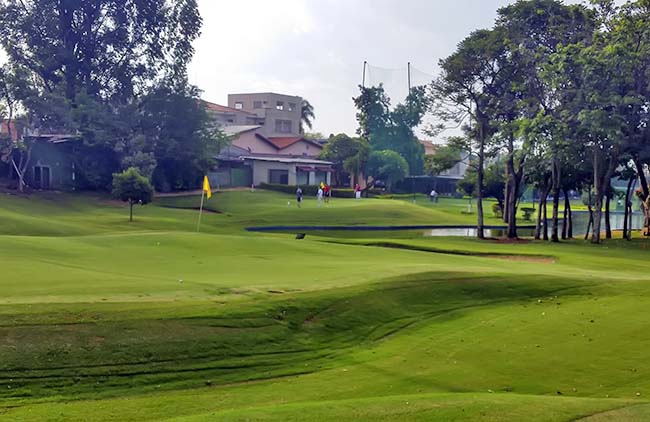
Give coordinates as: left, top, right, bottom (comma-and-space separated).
204, 102, 263, 127
251, 160, 297, 186
279, 140, 321, 157
228, 93, 302, 137
249, 161, 330, 186
231, 131, 277, 154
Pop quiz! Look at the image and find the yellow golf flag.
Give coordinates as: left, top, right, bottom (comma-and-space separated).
203, 176, 212, 199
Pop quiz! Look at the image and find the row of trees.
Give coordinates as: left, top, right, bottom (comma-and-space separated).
0, 0, 227, 192
429, 0, 650, 244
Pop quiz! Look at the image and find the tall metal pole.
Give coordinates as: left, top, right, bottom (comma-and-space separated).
407, 62, 411, 92
360, 60, 368, 190
362, 61, 367, 87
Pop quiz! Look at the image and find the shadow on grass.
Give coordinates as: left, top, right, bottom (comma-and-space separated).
0, 272, 592, 403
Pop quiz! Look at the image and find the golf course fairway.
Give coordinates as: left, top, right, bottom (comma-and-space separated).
1, 190, 649, 421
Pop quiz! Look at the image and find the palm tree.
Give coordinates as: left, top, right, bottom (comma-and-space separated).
300, 99, 314, 134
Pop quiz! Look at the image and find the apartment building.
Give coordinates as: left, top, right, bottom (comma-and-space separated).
227, 93, 302, 137
204, 92, 332, 188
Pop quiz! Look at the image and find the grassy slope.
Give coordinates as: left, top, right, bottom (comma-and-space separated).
1, 191, 650, 421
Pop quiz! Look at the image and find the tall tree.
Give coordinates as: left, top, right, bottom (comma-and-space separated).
496, 0, 595, 241
594, 0, 650, 240
354, 85, 428, 177
431, 28, 506, 239
0, 0, 206, 190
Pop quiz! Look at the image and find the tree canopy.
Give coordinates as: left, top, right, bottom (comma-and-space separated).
111, 167, 154, 222
0, 0, 224, 191
353, 85, 428, 175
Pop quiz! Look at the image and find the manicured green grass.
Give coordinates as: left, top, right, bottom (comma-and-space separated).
1, 190, 649, 421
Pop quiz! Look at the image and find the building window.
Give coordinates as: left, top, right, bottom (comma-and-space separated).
275, 119, 292, 134
276, 101, 284, 111
253, 101, 263, 109
234, 102, 243, 110
288, 103, 296, 112
269, 169, 289, 185
296, 170, 309, 186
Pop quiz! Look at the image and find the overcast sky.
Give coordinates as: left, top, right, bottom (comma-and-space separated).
190, 0, 532, 138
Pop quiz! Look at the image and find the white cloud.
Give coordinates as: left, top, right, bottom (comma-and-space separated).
188, 0, 590, 137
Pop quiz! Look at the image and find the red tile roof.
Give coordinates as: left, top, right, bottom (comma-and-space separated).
267, 137, 323, 150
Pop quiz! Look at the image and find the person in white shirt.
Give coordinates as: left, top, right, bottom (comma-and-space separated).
317, 187, 324, 207
430, 189, 438, 203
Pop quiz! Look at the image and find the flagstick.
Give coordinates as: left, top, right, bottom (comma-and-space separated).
196, 190, 205, 233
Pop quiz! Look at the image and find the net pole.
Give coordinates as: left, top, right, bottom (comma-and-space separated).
362, 61, 367, 87
407, 62, 411, 92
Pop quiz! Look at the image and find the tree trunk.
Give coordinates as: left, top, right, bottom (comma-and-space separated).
129, 199, 134, 222
585, 205, 593, 240
592, 151, 617, 244
592, 199, 603, 243
567, 194, 573, 239
629, 202, 634, 239
562, 189, 569, 240
535, 183, 550, 240
551, 159, 561, 243
505, 135, 522, 239
633, 159, 650, 236
634, 158, 648, 198
623, 178, 632, 240
542, 192, 548, 240
535, 194, 543, 241
503, 169, 510, 224
551, 189, 560, 242
605, 191, 612, 240
476, 123, 486, 240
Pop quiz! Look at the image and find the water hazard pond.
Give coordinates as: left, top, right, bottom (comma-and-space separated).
246, 211, 643, 238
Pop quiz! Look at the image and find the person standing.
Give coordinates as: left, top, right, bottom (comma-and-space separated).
430, 189, 438, 203
324, 184, 331, 203
317, 186, 324, 207
296, 187, 303, 208
354, 183, 362, 200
